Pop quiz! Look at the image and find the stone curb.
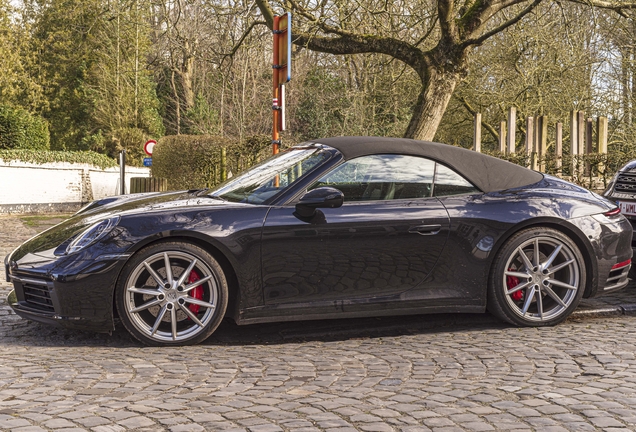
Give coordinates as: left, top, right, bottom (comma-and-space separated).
573, 303, 636, 317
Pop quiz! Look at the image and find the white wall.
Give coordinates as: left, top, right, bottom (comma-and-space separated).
0, 160, 150, 213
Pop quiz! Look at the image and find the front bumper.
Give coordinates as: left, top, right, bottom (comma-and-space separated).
6, 254, 129, 332
7, 286, 91, 330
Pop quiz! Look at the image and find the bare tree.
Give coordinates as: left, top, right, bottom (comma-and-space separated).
255, 0, 636, 141
437, 2, 606, 150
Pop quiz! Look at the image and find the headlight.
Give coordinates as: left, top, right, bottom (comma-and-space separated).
66, 216, 120, 254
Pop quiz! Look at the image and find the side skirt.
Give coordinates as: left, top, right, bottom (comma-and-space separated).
236, 300, 485, 325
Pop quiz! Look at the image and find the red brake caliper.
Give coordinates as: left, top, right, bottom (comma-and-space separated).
507, 268, 524, 302
187, 270, 204, 315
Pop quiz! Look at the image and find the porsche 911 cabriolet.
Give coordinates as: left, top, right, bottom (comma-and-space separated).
4, 137, 633, 345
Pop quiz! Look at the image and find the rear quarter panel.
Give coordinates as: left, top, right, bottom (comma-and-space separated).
433, 177, 612, 305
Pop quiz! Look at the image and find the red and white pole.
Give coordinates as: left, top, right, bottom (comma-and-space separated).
272, 16, 281, 155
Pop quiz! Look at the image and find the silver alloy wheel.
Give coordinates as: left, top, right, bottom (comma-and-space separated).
502, 236, 580, 322
123, 250, 219, 342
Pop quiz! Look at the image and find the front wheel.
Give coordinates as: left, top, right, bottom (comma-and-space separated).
487, 227, 586, 326
115, 242, 228, 346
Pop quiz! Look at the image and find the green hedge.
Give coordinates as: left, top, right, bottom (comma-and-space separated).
0, 149, 118, 169
152, 134, 270, 190
0, 105, 50, 150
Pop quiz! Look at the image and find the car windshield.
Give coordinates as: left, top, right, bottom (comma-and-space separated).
211, 146, 330, 204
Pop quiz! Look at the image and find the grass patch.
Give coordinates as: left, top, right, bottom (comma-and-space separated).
20, 214, 72, 227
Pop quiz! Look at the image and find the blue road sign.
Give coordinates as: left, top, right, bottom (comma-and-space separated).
143, 157, 152, 167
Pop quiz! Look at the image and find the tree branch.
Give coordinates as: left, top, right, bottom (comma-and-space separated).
415, 16, 439, 47
223, 20, 267, 59
567, 0, 636, 10
286, 0, 381, 40
292, 33, 429, 79
566, 0, 636, 17
456, 95, 500, 142
438, 0, 458, 43
254, 0, 275, 29
458, 0, 537, 41
461, 0, 543, 48
254, 0, 429, 78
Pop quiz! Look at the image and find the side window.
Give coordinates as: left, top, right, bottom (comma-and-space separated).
313, 154, 436, 201
433, 164, 480, 197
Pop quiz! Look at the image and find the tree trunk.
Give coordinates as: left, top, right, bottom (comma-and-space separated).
180, 40, 195, 111
404, 67, 461, 141
170, 69, 181, 134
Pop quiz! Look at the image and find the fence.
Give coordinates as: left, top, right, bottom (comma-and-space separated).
472, 109, 618, 190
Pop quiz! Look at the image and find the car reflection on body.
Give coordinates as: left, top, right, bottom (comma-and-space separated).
4, 137, 633, 346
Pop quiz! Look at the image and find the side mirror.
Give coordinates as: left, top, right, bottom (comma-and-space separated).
295, 187, 344, 218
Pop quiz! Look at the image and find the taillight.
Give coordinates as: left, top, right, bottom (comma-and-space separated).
604, 207, 621, 217
612, 259, 631, 270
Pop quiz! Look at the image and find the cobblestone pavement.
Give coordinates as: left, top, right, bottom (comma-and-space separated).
2, 215, 636, 432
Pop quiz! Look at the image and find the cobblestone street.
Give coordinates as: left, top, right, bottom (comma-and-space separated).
2, 215, 636, 431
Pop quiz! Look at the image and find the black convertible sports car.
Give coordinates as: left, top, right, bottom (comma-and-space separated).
5, 137, 633, 345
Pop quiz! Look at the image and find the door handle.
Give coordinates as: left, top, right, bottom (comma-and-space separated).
409, 224, 442, 235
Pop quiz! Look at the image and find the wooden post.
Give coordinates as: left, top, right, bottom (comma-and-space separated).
556, 122, 563, 174
597, 116, 608, 154
473, 113, 481, 152
577, 110, 586, 156
499, 121, 506, 153
220, 147, 227, 182
570, 110, 578, 177
585, 117, 593, 176
526, 116, 534, 170
119, 150, 126, 195
537, 116, 547, 172
507, 107, 516, 154
598, 116, 608, 176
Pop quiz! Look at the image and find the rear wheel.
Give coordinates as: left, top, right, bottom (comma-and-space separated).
487, 227, 586, 326
115, 242, 228, 346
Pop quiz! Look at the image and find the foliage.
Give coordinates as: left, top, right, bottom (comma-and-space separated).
0, 104, 50, 150
437, 3, 608, 152
85, 0, 164, 139
186, 95, 222, 136
0, 0, 44, 110
152, 134, 270, 190
88, 127, 150, 167
3, 0, 636, 186
294, 68, 350, 140
256, 0, 636, 141
0, 149, 118, 169
26, 0, 163, 151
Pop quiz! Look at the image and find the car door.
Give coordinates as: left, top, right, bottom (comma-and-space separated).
261, 154, 451, 305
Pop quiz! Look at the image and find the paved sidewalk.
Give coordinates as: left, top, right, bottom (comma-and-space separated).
2, 215, 636, 432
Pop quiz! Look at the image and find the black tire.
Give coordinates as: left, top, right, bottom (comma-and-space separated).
487, 227, 586, 327
115, 241, 228, 346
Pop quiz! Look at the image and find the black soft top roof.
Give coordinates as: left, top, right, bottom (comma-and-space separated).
312, 136, 543, 193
